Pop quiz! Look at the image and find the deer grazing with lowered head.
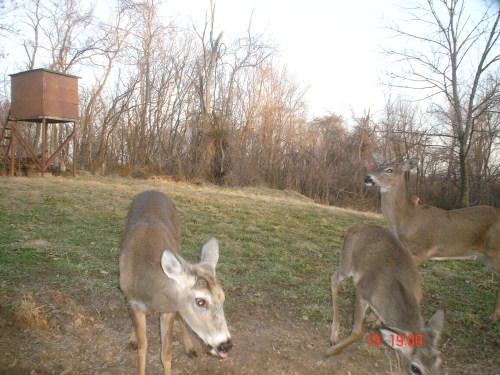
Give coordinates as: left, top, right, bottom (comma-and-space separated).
120, 190, 232, 375
364, 153, 500, 322
326, 223, 445, 375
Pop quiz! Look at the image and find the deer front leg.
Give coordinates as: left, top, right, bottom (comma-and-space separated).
160, 312, 175, 375
177, 314, 197, 357
326, 294, 369, 356
130, 307, 147, 375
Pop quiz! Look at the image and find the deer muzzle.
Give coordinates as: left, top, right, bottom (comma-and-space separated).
209, 339, 233, 359
364, 175, 375, 185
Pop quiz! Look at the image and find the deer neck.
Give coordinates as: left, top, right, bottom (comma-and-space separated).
380, 178, 413, 239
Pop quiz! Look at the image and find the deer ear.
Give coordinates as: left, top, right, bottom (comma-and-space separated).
372, 152, 387, 165
380, 328, 413, 357
426, 309, 445, 345
161, 250, 183, 282
200, 237, 219, 272
401, 158, 419, 171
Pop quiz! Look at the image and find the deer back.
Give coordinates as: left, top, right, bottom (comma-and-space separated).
342, 224, 444, 375
120, 190, 182, 312
344, 224, 423, 331
365, 154, 500, 261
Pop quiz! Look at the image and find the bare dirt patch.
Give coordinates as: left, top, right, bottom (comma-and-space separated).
1, 288, 498, 375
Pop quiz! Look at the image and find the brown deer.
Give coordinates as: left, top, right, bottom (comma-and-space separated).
326, 223, 445, 375
120, 190, 232, 375
364, 153, 500, 322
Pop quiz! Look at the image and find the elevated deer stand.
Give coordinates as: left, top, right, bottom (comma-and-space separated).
1, 69, 79, 176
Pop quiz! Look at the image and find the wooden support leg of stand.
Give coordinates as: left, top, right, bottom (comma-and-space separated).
10, 126, 15, 177
73, 121, 77, 177
5, 118, 77, 178
42, 118, 48, 176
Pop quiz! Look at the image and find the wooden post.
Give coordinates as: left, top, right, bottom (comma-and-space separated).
10, 124, 15, 177
73, 121, 77, 177
42, 118, 47, 176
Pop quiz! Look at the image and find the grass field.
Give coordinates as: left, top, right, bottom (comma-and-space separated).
0, 176, 498, 374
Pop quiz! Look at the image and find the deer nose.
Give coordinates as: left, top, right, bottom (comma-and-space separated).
218, 339, 233, 353
364, 175, 373, 184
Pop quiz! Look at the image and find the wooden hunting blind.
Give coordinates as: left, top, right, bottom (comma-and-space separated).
10, 68, 79, 120
1, 68, 80, 176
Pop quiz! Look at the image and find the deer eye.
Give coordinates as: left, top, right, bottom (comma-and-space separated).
386, 168, 393, 173
195, 298, 208, 308
410, 364, 422, 375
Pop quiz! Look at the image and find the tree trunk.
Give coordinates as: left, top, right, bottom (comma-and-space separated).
458, 145, 470, 207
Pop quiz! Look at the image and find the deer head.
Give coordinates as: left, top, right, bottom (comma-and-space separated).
364, 153, 419, 192
161, 237, 232, 358
381, 310, 444, 375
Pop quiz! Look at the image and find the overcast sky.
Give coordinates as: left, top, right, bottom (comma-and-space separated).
3, 0, 492, 120
164, 0, 402, 119
2, 0, 395, 119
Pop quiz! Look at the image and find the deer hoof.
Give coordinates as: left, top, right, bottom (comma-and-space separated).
126, 341, 138, 351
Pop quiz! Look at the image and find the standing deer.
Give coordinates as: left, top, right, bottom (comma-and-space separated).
326, 223, 445, 375
120, 190, 232, 375
364, 153, 500, 322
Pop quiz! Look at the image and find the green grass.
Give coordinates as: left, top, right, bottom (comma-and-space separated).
0, 175, 498, 343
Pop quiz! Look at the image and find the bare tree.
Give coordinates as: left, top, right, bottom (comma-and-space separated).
79, 4, 135, 174
384, 0, 500, 207
191, 0, 224, 181
0, 1, 19, 60
193, 1, 274, 184
468, 77, 500, 205
17, 0, 44, 70
40, 0, 97, 73
196, 1, 222, 127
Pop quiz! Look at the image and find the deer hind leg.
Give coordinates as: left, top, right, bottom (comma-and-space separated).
329, 233, 356, 346
491, 262, 500, 323
329, 270, 346, 345
130, 307, 147, 375
160, 312, 176, 375
485, 222, 500, 322
493, 278, 500, 323
326, 293, 369, 356
177, 314, 197, 357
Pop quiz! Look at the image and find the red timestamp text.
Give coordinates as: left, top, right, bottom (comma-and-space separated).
366, 333, 423, 347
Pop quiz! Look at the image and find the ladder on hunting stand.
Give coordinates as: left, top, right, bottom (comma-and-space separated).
0, 111, 14, 175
